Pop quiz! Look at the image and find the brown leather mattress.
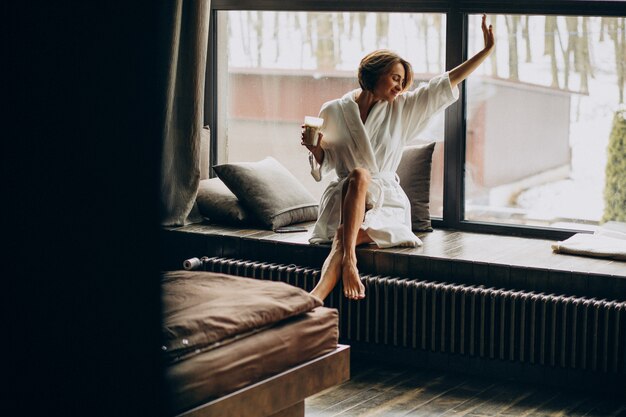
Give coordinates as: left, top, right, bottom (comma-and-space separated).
161, 270, 338, 415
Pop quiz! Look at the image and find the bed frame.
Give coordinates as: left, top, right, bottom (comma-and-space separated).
177, 344, 350, 417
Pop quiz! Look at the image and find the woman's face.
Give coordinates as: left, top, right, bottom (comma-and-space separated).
373, 62, 405, 102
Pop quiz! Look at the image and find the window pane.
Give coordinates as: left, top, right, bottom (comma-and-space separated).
465, 14, 625, 230
218, 11, 447, 217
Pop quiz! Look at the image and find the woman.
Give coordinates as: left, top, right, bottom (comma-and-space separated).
303, 14, 495, 301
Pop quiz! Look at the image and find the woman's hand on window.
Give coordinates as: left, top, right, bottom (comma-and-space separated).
449, 14, 495, 88
481, 13, 495, 53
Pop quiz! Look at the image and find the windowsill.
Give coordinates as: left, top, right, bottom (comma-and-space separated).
161, 220, 626, 301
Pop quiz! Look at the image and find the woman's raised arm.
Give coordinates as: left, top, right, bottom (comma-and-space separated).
449, 14, 495, 88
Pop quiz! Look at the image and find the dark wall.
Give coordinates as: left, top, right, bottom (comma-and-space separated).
6, 2, 167, 416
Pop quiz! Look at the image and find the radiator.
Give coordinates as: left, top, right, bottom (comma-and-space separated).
186, 256, 626, 375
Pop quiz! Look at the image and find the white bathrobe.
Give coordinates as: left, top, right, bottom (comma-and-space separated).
309, 72, 459, 248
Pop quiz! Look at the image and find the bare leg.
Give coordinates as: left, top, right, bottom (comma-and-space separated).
310, 226, 344, 301
341, 168, 373, 300
311, 168, 374, 301
341, 229, 371, 299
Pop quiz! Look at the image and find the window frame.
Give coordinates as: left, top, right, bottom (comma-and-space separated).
206, 0, 626, 240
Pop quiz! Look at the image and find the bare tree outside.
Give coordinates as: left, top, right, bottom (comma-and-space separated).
522, 16, 532, 63
544, 16, 560, 88
227, 13, 622, 104
608, 17, 625, 104
315, 14, 337, 70
419, 15, 430, 72
254, 11, 263, 67
562, 16, 579, 89
505, 15, 520, 80
376, 14, 389, 49
358, 13, 367, 51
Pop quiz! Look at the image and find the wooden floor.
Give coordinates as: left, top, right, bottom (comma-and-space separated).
305, 358, 626, 417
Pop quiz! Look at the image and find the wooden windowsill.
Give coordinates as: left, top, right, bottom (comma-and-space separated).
161, 221, 626, 301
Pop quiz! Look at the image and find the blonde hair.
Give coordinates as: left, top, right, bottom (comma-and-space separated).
358, 49, 413, 93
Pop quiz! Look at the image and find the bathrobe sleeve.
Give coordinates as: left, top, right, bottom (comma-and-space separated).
399, 72, 459, 143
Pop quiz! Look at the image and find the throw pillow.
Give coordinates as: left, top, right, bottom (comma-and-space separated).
196, 177, 255, 224
213, 157, 318, 230
396, 142, 436, 232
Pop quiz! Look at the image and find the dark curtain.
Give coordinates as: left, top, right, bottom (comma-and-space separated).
161, 0, 211, 226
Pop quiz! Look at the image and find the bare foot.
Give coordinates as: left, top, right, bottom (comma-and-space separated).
311, 241, 344, 301
341, 255, 365, 300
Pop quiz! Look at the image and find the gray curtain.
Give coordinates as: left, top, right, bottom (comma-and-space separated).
160, 0, 211, 226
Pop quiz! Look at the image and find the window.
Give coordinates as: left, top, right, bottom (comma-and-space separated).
209, 2, 626, 239
217, 11, 447, 217
464, 14, 625, 232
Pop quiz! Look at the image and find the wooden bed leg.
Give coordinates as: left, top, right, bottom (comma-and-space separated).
269, 401, 304, 417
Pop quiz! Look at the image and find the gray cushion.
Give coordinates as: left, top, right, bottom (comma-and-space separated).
196, 178, 255, 224
396, 142, 436, 232
213, 157, 318, 230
